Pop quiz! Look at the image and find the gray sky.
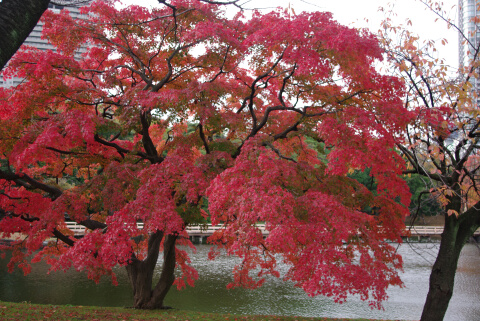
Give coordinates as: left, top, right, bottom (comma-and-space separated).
121, 0, 459, 67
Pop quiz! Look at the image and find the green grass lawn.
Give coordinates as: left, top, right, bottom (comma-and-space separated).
0, 301, 400, 321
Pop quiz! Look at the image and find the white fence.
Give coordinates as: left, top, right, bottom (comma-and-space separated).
65, 222, 268, 237
65, 222, 480, 237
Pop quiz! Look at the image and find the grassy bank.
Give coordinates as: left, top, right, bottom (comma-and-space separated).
0, 301, 398, 321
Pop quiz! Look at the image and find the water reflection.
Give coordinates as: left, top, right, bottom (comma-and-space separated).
0, 243, 479, 320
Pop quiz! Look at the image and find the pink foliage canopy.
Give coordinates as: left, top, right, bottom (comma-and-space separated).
0, 0, 412, 308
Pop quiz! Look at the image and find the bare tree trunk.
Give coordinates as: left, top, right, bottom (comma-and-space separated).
420, 200, 480, 321
126, 231, 178, 309
420, 214, 461, 321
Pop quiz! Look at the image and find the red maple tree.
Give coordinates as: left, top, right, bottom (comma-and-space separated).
0, 0, 411, 309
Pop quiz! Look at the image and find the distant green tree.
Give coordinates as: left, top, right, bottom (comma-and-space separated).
349, 168, 377, 192
348, 169, 441, 218
405, 174, 442, 218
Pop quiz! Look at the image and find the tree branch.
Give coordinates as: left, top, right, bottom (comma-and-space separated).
198, 123, 210, 154
94, 133, 150, 160
0, 169, 62, 200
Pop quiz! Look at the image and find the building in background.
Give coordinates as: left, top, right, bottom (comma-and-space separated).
0, 2, 89, 88
458, 0, 480, 104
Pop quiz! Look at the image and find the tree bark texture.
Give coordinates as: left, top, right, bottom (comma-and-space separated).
420, 198, 480, 321
0, 0, 51, 71
126, 231, 178, 309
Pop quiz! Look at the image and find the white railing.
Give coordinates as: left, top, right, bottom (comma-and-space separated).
407, 226, 445, 236
64, 222, 268, 237
64, 222, 480, 237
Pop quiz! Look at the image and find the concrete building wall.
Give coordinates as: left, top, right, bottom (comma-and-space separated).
458, 0, 480, 102
0, 2, 90, 88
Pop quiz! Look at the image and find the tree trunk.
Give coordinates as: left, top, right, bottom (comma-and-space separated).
420, 201, 480, 321
126, 231, 178, 309
0, 0, 51, 71
420, 214, 461, 321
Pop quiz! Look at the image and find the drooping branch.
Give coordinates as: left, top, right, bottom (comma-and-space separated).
0, 169, 62, 200
0, 208, 76, 247
408, 190, 437, 227
396, 144, 444, 182
273, 119, 302, 140
46, 146, 87, 155
79, 218, 107, 231
94, 133, 150, 160
53, 228, 75, 246
263, 142, 297, 163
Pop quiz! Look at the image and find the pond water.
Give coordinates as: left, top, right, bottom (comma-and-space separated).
1, 243, 479, 320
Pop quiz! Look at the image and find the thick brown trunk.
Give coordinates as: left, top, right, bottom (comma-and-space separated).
126, 231, 178, 309
150, 234, 177, 307
420, 215, 459, 321
420, 200, 480, 321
